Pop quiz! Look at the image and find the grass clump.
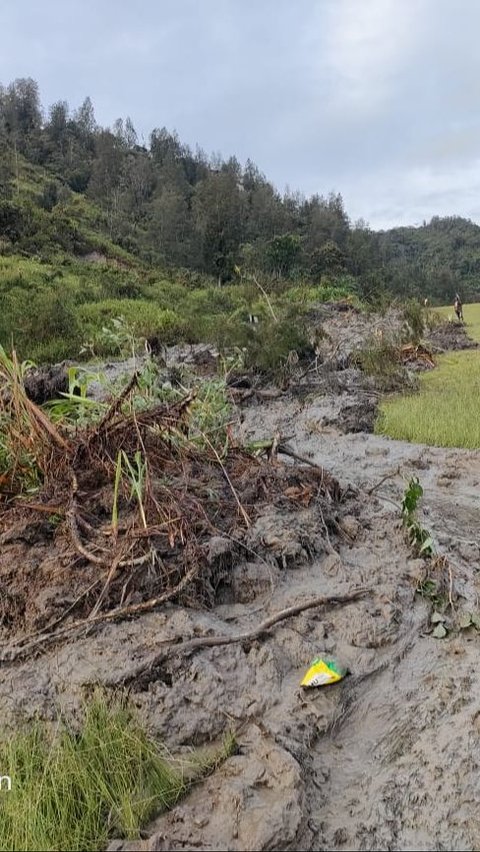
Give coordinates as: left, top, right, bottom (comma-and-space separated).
0, 694, 185, 852
354, 334, 413, 391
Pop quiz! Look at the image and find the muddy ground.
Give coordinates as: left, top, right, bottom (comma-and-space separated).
2, 310, 480, 851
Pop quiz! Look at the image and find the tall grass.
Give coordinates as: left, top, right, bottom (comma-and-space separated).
0, 694, 185, 852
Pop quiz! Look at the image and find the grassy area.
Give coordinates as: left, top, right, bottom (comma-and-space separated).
377, 303, 480, 448
435, 301, 480, 342
0, 693, 234, 852
0, 694, 183, 851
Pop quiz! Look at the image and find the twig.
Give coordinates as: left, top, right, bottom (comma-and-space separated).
95, 372, 138, 432
367, 467, 400, 495
116, 588, 369, 686
277, 443, 327, 471
375, 491, 401, 510
203, 434, 251, 528
251, 274, 278, 322
67, 505, 105, 565
448, 561, 455, 612
88, 551, 124, 620
0, 562, 203, 663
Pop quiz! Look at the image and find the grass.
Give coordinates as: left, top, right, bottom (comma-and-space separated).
377, 302, 480, 448
435, 301, 480, 342
0, 693, 236, 852
0, 694, 184, 851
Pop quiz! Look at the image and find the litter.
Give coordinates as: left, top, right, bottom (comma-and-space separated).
300, 657, 347, 688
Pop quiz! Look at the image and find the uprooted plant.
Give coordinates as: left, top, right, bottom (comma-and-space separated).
0, 348, 344, 643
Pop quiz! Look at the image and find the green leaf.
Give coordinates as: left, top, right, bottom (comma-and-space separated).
458, 613, 473, 629
431, 611, 446, 624
420, 536, 434, 554
432, 623, 447, 639
470, 612, 480, 629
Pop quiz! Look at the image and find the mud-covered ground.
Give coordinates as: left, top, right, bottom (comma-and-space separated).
2, 310, 480, 851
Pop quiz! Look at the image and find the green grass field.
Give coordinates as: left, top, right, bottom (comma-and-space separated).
377, 303, 480, 448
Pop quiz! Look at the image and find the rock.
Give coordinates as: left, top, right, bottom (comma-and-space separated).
339, 515, 361, 540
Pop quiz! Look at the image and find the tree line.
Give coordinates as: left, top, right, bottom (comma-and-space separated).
2, 77, 480, 302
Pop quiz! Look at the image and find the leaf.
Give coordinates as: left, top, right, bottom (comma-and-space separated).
432, 624, 447, 639
419, 536, 434, 554
431, 611, 446, 624
470, 612, 480, 630
284, 484, 314, 506
458, 613, 473, 630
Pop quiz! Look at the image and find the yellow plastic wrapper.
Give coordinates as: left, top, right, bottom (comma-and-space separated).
300, 657, 347, 688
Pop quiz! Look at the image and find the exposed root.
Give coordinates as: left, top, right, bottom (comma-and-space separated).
0, 363, 345, 638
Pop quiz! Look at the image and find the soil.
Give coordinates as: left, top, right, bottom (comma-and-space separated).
2, 315, 480, 851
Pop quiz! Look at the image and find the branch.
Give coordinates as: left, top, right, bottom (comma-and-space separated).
116, 588, 369, 687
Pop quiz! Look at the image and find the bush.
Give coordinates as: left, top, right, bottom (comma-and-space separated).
78, 300, 185, 354
402, 299, 425, 343
355, 334, 414, 391
242, 313, 313, 377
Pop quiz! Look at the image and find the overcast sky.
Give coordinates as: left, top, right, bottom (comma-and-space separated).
1, 0, 480, 229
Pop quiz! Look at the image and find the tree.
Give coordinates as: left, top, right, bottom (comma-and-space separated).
310, 240, 346, 277
193, 171, 246, 280
47, 101, 69, 145
74, 96, 96, 137
150, 127, 182, 166
265, 233, 301, 277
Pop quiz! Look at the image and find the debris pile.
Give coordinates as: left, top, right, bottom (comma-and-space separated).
0, 360, 342, 637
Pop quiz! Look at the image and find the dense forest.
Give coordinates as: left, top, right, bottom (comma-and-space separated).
1, 77, 480, 363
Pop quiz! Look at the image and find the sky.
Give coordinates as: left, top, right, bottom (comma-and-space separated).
1, 0, 480, 230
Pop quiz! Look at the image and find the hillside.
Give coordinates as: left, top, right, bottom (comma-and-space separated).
379, 216, 480, 303
1, 77, 480, 366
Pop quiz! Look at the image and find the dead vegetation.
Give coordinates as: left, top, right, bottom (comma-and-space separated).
0, 349, 343, 644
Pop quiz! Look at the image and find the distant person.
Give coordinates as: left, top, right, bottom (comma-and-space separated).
424, 297, 429, 307
454, 293, 464, 322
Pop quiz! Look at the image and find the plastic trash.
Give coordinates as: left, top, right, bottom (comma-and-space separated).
300, 657, 347, 688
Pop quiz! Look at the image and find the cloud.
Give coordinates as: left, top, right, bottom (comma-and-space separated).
319, 0, 428, 115
343, 158, 480, 229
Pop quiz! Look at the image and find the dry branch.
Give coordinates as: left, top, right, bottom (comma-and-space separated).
115, 587, 369, 686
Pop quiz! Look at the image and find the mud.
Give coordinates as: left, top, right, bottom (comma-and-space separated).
1, 315, 480, 851
427, 320, 479, 352
23, 362, 71, 404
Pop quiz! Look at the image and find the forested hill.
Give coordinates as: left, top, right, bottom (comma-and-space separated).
378, 217, 480, 303
1, 76, 480, 304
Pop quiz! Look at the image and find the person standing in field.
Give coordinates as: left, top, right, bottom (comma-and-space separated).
454, 293, 464, 321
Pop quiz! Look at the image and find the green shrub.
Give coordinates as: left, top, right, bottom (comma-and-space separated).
355, 334, 413, 391
242, 313, 313, 377
402, 299, 425, 343
78, 300, 184, 353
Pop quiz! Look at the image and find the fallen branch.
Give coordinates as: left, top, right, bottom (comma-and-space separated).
249, 436, 326, 472
115, 587, 369, 687
0, 562, 202, 664
367, 467, 400, 495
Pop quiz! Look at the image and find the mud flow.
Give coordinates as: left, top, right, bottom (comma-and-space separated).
2, 314, 479, 851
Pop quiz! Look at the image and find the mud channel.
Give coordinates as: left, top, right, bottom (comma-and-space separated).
1, 307, 480, 851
